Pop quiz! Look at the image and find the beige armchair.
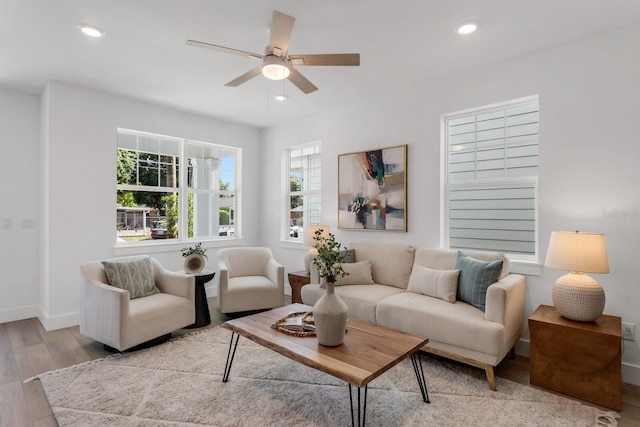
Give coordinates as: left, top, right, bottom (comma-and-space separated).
217, 247, 285, 314
80, 256, 195, 351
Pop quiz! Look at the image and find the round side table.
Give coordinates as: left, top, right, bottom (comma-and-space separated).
182, 269, 215, 328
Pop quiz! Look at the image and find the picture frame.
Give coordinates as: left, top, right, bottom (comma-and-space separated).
338, 144, 407, 231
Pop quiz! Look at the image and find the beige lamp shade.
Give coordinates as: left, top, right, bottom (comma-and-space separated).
545, 231, 609, 322
303, 225, 331, 247
303, 225, 330, 272
545, 231, 609, 273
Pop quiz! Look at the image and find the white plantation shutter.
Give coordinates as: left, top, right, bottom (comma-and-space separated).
445, 97, 539, 258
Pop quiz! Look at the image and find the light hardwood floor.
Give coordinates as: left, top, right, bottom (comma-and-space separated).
2, 296, 639, 427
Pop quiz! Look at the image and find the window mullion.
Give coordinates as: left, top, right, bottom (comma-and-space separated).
179, 140, 188, 240
117, 184, 177, 193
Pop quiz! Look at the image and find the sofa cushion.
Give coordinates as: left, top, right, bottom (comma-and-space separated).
407, 265, 460, 303
455, 252, 503, 312
376, 291, 505, 358
123, 292, 194, 349
348, 243, 415, 289
102, 256, 159, 299
335, 261, 374, 286
301, 284, 404, 324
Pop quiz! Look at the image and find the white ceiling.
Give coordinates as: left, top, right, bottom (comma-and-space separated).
2, 0, 639, 129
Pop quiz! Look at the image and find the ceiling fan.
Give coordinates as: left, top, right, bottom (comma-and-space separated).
186, 10, 360, 94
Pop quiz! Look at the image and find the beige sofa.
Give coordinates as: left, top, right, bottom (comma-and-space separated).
301, 243, 526, 390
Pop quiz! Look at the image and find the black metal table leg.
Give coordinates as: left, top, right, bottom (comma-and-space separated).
411, 352, 430, 403
222, 332, 240, 382
348, 383, 368, 427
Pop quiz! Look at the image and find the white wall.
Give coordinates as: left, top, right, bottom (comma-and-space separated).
37, 81, 260, 329
260, 26, 640, 382
0, 87, 41, 323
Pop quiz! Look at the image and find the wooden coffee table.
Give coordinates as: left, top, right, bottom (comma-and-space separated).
222, 303, 429, 426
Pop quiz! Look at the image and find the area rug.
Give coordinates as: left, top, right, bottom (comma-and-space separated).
33, 327, 619, 426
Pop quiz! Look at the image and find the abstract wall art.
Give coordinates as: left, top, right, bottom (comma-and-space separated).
338, 144, 407, 231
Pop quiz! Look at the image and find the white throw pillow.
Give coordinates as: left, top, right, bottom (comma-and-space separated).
333, 261, 375, 286
407, 265, 460, 303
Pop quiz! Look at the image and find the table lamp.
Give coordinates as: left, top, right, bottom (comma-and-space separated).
303, 225, 330, 272
544, 230, 609, 322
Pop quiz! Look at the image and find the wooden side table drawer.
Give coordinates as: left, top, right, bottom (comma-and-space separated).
528, 304, 622, 410
288, 271, 311, 304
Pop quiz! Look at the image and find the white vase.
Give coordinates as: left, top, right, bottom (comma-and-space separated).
313, 283, 348, 346
184, 254, 205, 274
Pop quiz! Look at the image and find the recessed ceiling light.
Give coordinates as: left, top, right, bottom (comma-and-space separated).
274, 94, 289, 102
77, 23, 105, 38
457, 22, 478, 35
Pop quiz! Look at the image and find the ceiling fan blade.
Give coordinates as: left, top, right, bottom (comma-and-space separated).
225, 64, 265, 87
269, 10, 295, 56
289, 53, 360, 66
287, 67, 318, 94
186, 40, 263, 60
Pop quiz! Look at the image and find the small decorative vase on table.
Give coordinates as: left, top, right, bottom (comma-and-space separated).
310, 228, 349, 347
181, 243, 208, 275
184, 254, 205, 274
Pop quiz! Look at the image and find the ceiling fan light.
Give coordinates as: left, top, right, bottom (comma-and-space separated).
262, 64, 290, 80
262, 55, 291, 80
77, 23, 105, 38
457, 22, 478, 35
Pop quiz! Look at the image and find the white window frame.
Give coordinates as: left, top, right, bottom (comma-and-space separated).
284, 141, 322, 242
441, 95, 539, 262
116, 128, 240, 245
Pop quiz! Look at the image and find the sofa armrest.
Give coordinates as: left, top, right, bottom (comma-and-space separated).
485, 273, 527, 340
310, 264, 321, 284
265, 258, 285, 290
217, 260, 229, 298
79, 275, 129, 347
155, 267, 195, 303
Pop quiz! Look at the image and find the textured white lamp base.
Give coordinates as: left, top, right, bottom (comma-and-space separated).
552, 272, 605, 322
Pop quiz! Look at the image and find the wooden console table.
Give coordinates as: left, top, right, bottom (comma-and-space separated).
528, 304, 622, 410
288, 270, 311, 304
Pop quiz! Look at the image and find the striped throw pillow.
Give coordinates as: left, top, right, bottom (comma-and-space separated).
102, 256, 159, 299
455, 251, 503, 312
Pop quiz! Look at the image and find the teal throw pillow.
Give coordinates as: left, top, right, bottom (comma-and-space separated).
340, 249, 356, 263
455, 251, 503, 312
102, 256, 159, 299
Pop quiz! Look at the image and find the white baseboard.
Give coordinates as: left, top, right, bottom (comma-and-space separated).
0, 304, 77, 331
0, 305, 40, 324
515, 338, 640, 387
205, 284, 217, 298
515, 338, 530, 357
623, 362, 640, 386
38, 311, 80, 331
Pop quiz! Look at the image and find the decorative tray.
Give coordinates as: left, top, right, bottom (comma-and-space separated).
271, 311, 316, 337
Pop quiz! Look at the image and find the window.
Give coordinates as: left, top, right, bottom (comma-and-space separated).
443, 96, 539, 260
116, 129, 239, 243
286, 142, 321, 241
